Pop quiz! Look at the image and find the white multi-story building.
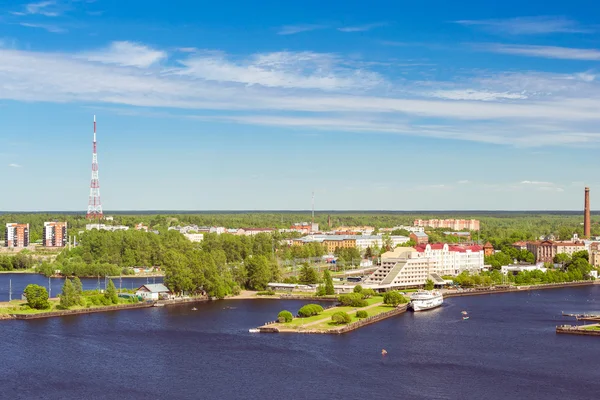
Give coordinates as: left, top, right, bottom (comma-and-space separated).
364, 244, 485, 289
379, 226, 425, 234
296, 235, 410, 251
414, 243, 484, 276
85, 224, 129, 231
413, 219, 480, 231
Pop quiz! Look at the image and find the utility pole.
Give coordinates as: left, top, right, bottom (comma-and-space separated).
9, 279, 12, 302
48, 276, 51, 298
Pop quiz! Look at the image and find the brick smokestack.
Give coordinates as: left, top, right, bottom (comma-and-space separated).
584, 187, 591, 238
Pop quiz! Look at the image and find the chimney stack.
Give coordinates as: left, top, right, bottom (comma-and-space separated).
584, 187, 591, 238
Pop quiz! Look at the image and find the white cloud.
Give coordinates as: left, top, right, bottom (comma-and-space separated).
476, 43, 600, 60
8, 163, 22, 168
19, 22, 66, 33
176, 51, 382, 90
2, 44, 600, 148
80, 41, 167, 68
12, 1, 62, 17
428, 89, 528, 101
520, 180, 554, 185
455, 16, 591, 35
337, 22, 387, 32
277, 24, 327, 35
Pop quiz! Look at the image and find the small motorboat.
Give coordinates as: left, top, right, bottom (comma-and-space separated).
191, 307, 198, 311
248, 329, 260, 333
463, 316, 469, 320
381, 349, 388, 356
461, 311, 468, 315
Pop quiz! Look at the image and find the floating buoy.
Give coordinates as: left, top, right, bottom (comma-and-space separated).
381, 349, 388, 356
461, 311, 468, 315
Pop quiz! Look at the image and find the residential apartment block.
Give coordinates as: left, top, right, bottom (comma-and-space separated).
5, 223, 29, 248
413, 219, 480, 231
43, 222, 67, 247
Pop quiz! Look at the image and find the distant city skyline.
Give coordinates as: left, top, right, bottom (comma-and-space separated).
1, 1, 600, 211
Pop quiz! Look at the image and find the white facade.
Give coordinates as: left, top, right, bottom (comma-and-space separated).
501, 263, 546, 275
380, 226, 425, 233
299, 235, 409, 250
364, 244, 484, 289
416, 244, 484, 276
85, 224, 129, 231
184, 233, 204, 242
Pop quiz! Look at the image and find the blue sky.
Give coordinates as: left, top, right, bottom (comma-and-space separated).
1, 0, 600, 211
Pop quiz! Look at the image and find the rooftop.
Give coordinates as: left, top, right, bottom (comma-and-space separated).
137, 284, 170, 293
415, 244, 483, 253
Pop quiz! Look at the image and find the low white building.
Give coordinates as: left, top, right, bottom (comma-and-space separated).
500, 263, 547, 275
135, 284, 171, 300
85, 224, 129, 232
184, 233, 204, 242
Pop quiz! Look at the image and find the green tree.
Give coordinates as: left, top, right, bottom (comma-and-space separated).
353, 285, 363, 293
323, 269, 335, 295
383, 291, 407, 306
59, 278, 76, 309
338, 293, 367, 307
356, 310, 368, 318
105, 279, 119, 304
73, 276, 84, 305
424, 279, 434, 291
365, 247, 373, 258
315, 285, 327, 296
24, 284, 51, 310
298, 304, 323, 317
298, 263, 319, 284
245, 255, 272, 290
554, 253, 571, 264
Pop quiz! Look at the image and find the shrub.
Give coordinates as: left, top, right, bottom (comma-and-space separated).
315, 285, 327, 296
298, 304, 324, 317
24, 284, 51, 310
331, 311, 352, 325
338, 293, 368, 307
383, 291, 409, 306
257, 290, 276, 296
353, 285, 363, 293
277, 310, 293, 323
361, 288, 376, 299
356, 310, 368, 318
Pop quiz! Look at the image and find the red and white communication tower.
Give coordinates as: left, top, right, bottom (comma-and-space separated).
86, 115, 103, 220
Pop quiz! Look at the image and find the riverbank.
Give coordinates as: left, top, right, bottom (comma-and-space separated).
556, 324, 600, 336
443, 280, 596, 298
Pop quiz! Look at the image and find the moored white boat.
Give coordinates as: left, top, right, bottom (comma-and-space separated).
409, 290, 444, 311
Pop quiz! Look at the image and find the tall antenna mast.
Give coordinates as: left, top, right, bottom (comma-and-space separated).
86, 115, 103, 222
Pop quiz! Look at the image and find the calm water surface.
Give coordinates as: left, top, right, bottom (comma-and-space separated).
1, 279, 599, 400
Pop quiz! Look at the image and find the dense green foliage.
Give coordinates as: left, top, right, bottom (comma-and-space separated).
297, 304, 324, 317
383, 291, 408, 306
0, 253, 35, 271
424, 279, 435, 291
59, 279, 77, 309
24, 284, 50, 310
334, 247, 362, 265
331, 311, 352, 325
298, 263, 319, 284
338, 293, 368, 307
356, 310, 368, 318
323, 270, 335, 295
360, 288, 376, 299
485, 248, 535, 269
277, 310, 293, 323
353, 285, 363, 293
105, 279, 119, 304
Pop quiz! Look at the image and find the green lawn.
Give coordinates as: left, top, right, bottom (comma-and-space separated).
278, 296, 390, 329
0, 298, 138, 315
582, 325, 600, 331
310, 304, 397, 330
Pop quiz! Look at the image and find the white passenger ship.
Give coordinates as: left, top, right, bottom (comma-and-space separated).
409, 290, 444, 311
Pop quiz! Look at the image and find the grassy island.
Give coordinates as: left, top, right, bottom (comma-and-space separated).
262, 290, 409, 334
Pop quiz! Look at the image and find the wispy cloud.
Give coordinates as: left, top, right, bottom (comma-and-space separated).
79, 41, 167, 68
457, 180, 470, 184
476, 43, 600, 60
337, 22, 387, 32
2, 43, 600, 148
520, 180, 554, 185
19, 22, 66, 33
277, 24, 327, 35
176, 51, 382, 90
12, 1, 63, 17
454, 16, 591, 35
8, 163, 22, 168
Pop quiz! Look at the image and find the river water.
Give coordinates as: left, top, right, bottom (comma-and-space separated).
0, 273, 164, 301
0, 277, 599, 400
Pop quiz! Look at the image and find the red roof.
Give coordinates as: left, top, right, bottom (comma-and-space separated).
415, 244, 483, 253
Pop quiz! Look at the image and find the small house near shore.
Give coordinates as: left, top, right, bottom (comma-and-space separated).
136, 284, 171, 300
